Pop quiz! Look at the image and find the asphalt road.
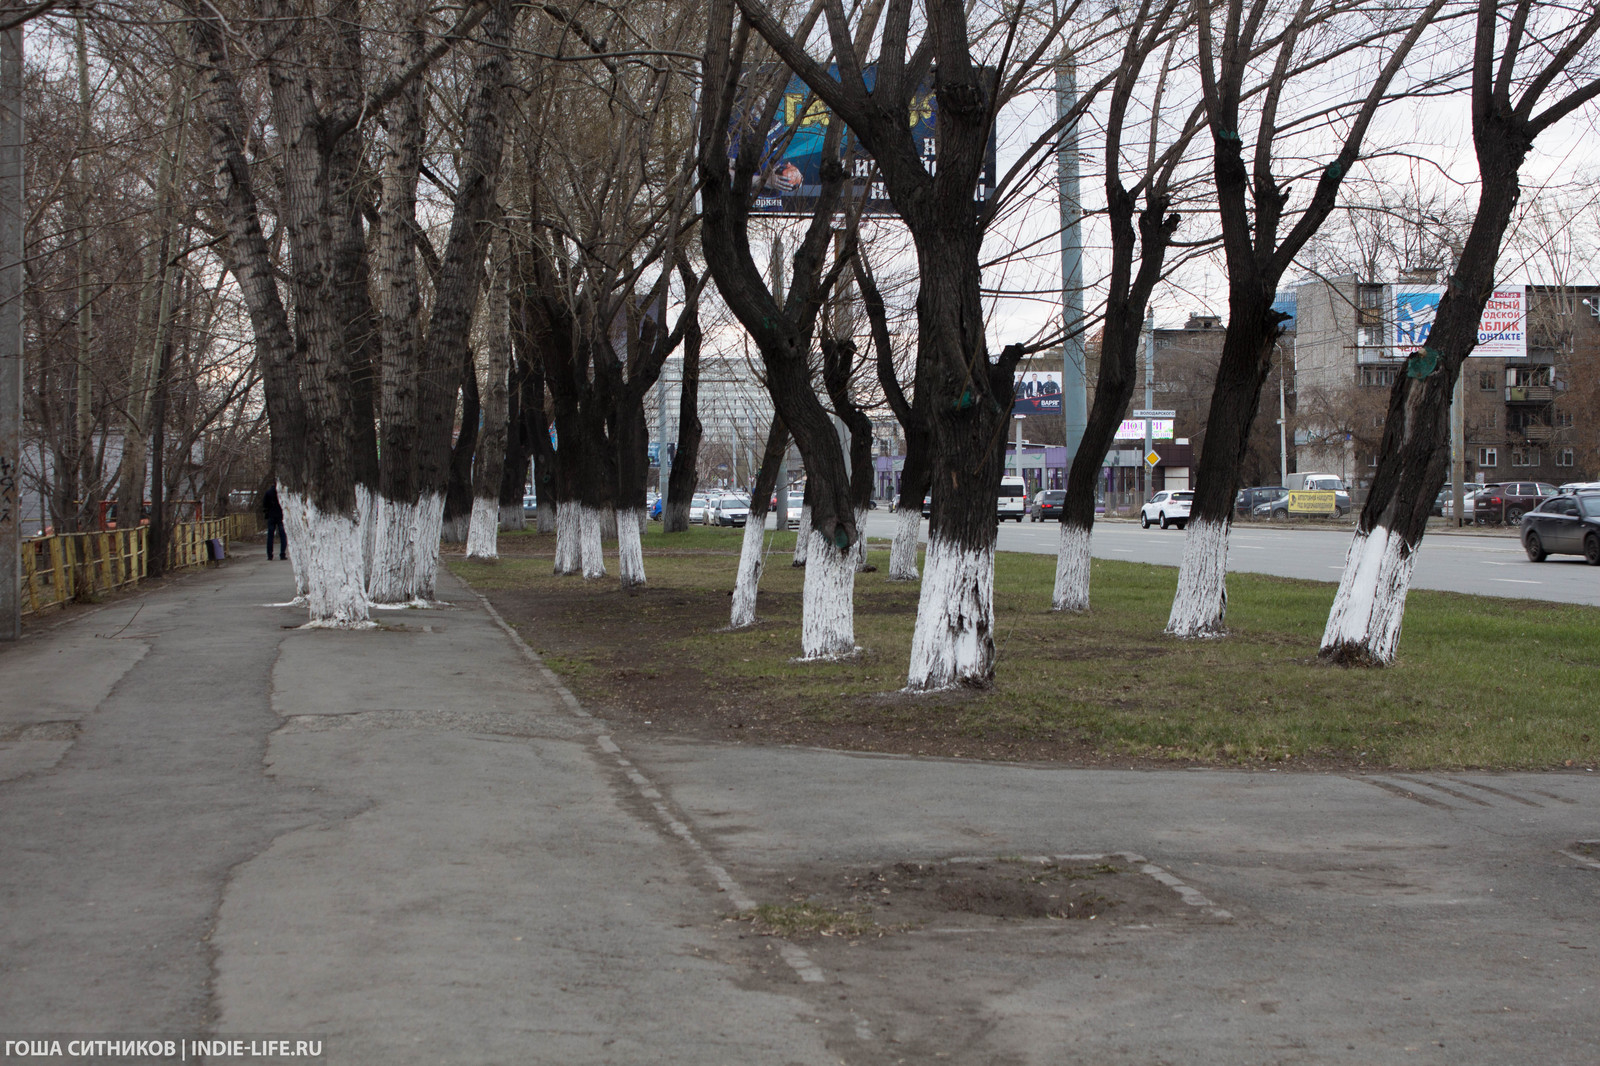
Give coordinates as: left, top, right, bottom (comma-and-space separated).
860, 512, 1600, 606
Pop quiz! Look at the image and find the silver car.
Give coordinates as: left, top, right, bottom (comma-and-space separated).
710, 493, 750, 527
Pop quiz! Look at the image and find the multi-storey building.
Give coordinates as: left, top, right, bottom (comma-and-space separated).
1293, 274, 1599, 493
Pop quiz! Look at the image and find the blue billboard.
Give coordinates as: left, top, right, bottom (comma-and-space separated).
735, 67, 999, 216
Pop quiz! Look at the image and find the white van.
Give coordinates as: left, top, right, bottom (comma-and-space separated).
997, 476, 1029, 522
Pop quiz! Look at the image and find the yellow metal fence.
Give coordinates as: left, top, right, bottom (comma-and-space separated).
20, 513, 262, 616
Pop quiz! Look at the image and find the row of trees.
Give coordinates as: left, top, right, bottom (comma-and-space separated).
20, 0, 1600, 685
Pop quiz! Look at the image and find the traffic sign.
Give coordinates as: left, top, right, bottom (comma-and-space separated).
1145, 451, 1161, 467
1133, 409, 1176, 419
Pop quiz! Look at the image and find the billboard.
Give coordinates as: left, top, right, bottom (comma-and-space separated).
1013, 371, 1062, 415
738, 67, 999, 216
1393, 286, 1526, 359
1115, 419, 1173, 441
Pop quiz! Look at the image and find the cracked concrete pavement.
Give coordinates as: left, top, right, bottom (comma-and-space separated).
1, 551, 1596, 1065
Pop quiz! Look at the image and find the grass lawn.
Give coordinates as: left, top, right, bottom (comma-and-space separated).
450, 525, 1600, 772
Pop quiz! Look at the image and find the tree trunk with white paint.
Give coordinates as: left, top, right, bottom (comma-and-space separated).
729, 519, 767, 629
1166, 517, 1231, 637
1321, 527, 1415, 664
792, 505, 810, 567
1051, 521, 1092, 613
616, 507, 646, 589
800, 532, 855, 660
730, 418, 788, 628
906, 537, 995, 690
888, 505, 921, 581
553, 499, 581, 575
299, 497, 372, 628
580, 504, 607, 579
466, 234, 511, 561
280, 489, 311, 603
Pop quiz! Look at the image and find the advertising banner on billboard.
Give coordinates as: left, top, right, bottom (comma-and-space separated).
737, 67, 998, 216
1393, 285, 1526, 359
1115, 418, 1173, 440
1012, 371, 1063, 415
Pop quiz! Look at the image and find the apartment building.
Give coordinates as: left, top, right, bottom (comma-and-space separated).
1291, 274, 1598, 492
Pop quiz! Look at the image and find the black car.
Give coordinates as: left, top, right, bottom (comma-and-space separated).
1521, 492, 1600, 564
1029, 490, 1065, 521
1235, 486, 1286, 517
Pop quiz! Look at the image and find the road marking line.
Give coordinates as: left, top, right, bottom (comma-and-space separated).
1493, 578, 1542, 584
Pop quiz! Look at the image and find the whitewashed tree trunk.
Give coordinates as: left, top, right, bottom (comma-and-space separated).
440, 512, 470, 544
580, 504, 607, 579
554, 500, 580, 574
1321, 526, 1416, 665
887, 506, 920, 581
792, 505, 811, 567
1166, 517, 1231, 638
800, 530, 855, 660
280, 489, 311, 604
499, 503, 525, 531
616, 507, 646, 589
300, 497, 372, 628
464, 496, 500, 560
1051, 522, 1092, 612
905, 537, 995, 690
536, 499, 556, 534
849, 506, 872, 572
357, 483, 378, 590
411, 492, 446, 602
729, 518, 766, 628
367, 495, 417, 604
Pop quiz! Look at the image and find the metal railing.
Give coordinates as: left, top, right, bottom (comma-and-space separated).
19, 513, 260, 616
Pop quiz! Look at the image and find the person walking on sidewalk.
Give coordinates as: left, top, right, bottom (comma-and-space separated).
262, 483, 288, 560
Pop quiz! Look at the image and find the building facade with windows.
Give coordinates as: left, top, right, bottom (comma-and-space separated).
1291, 275, 1599, 493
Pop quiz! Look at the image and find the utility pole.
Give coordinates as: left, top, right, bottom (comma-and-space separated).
1056, 55, 1087, 475
1278, 349, 1288, 484
1, 22, 23, 639
1140, 313, 1154, 500
1450, 371, 1465, 526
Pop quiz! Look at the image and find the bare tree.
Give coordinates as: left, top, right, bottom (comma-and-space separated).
1053, 0, 1194, 612
1322, 0, 1600, 664
699, 1, 867, 660
1165, 0, 1448, 638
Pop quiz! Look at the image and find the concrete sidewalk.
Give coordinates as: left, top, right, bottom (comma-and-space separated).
0, 554, 829, 1064
3, 552, 1597, 1065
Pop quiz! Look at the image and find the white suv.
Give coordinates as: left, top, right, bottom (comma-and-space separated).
1140, 490, 1193, 530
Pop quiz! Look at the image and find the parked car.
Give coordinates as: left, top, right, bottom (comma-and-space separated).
709, 493, 750, 527
1521, 492, 1600, 564
1557, 480, 1600, 496
1140, 490, 1192, 529
522, 494, 538, 520
1433, 482, 1485, 517
1235, 486, 1286, 517
689, 494, 710, 523
997, 476, 1029, 521
1439, 494, 1478, 523
1029, 489, 1066, 521
649, 496, 664, 520
1472, 482, 1557, 526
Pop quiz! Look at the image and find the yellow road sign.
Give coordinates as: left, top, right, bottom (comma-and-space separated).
1144, 451, 1161, 467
